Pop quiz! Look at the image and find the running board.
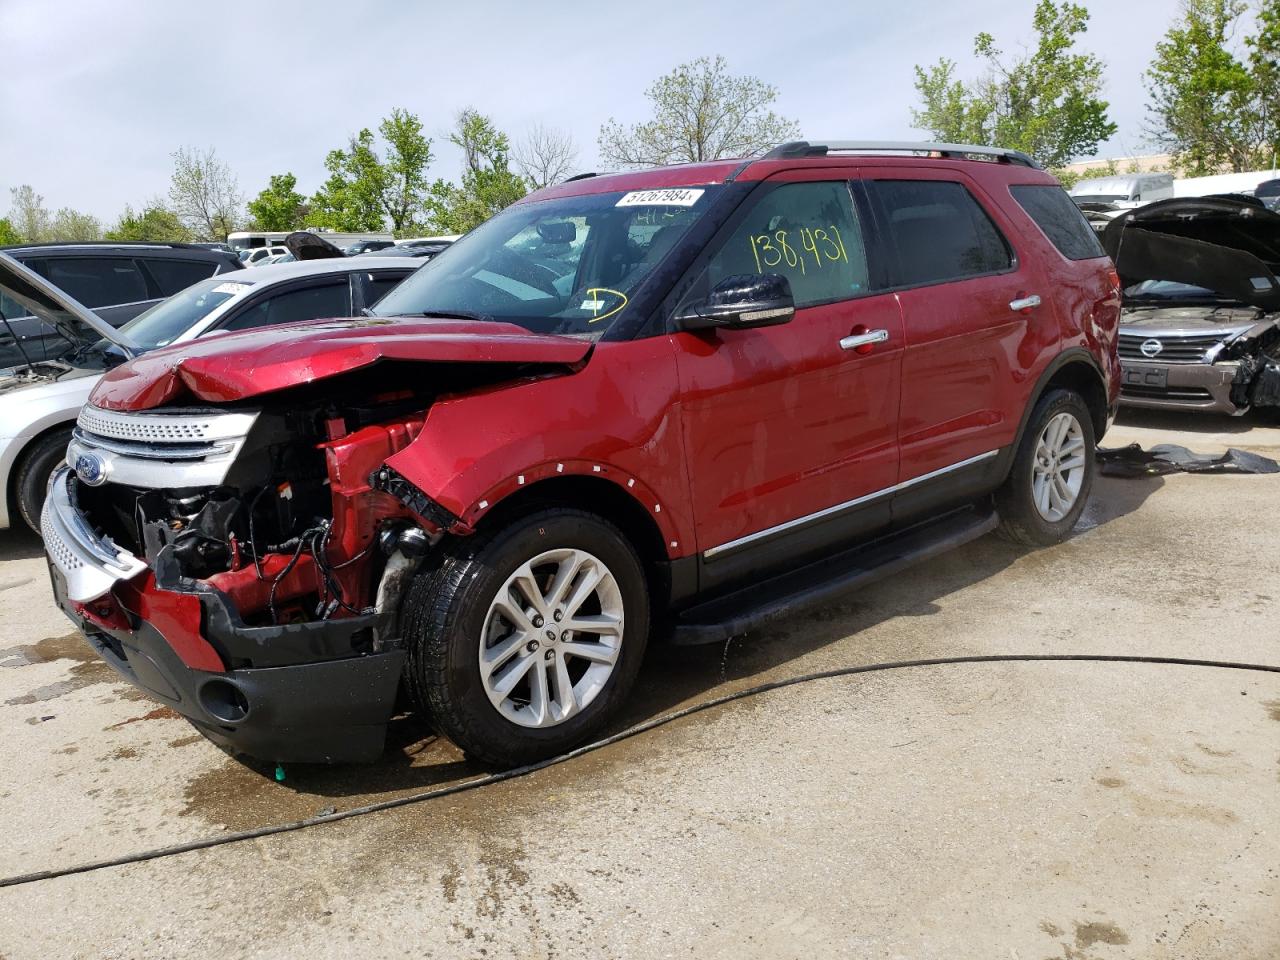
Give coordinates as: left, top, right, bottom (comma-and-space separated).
668, 505, 999, 645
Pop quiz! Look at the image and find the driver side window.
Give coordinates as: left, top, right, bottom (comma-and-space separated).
704, 181, 871, 308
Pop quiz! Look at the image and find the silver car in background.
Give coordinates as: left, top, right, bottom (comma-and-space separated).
0, 255, 418, 532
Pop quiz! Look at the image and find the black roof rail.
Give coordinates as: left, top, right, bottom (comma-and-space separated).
0, 240, 218, 252
763, 140, 1042, 170
563, 172, 598, 183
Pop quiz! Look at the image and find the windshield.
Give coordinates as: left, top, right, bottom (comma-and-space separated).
372, 187, 720, 335
1125, 280, 1227, 302
119, 276, 251, 348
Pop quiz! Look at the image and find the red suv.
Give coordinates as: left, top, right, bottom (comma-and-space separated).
43, 141, 1120, 766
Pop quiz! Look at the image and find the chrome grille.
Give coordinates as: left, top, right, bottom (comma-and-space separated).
1118, 333, 1223, 363
77, 407, 218, 442
69, 405, 260, 489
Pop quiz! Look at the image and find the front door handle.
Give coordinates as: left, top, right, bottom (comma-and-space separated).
839, 328, 889, 351
1009, 294, 1042, 312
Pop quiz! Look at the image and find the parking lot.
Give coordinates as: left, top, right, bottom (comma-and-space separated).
0, 408, 1277, 959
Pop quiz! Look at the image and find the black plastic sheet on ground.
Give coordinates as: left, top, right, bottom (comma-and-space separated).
1097, 443, 1280, 478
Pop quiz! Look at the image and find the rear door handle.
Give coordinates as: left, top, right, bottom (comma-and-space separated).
1009, 294, 1042, 312
839, 329, 890, 351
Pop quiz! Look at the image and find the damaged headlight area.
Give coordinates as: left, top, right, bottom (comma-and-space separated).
68, 391, 445, 637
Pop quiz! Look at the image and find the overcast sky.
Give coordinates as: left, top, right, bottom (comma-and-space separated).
0, 0, 1182, 223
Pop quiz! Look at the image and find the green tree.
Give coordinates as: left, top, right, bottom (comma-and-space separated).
308, 109, 434, 232
309, 129, 388, 231
0, 218, 20, 245
1143, 0, 1274, 174
378, 108, 434, 231
247, 173, 307, 231
598, 56, 801, 168
168, 146, 244, 240
105, 204, 192, 242
7, 185, 51, 242
49, 208, 102, 241
423, 110, 527, 234
912, 1, 1117, 170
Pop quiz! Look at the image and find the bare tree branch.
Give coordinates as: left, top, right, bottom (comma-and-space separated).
512, 124, 579, 188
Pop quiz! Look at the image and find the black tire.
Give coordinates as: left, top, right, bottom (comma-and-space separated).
14, 427, 73, 533
995, 389, 1095, 546
402, 507, 650, 767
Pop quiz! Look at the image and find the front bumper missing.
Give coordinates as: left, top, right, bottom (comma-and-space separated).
42, 469, 407, 763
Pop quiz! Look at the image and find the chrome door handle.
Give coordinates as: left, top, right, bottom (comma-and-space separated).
839, 329, 890, 351
1009, 294, 1042, 311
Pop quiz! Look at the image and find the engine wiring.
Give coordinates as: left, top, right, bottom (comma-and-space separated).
0, 652, 1276, 891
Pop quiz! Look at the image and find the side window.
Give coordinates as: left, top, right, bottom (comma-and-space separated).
870, 180, 1013, 287
221, 281, 351, 332
702, 181, 871, 307
360, 271, 409, 308
42, 257, 149, 307
143, 258, 220, 295
1009, 184, 1106, 261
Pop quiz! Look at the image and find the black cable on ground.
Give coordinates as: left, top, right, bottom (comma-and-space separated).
2, 652, 1278, 890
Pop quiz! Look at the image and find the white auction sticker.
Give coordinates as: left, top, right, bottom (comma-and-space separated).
212, 282, 252, 295
615, 188, 705, 207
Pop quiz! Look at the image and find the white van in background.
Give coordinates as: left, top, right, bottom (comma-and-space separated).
1068, 173, 1175, 208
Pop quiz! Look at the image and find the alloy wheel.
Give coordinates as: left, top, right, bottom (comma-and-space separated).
1031, 411, 1087, 522
479, 548, 624, 728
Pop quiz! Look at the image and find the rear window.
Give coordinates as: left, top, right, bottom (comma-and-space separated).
869, 180, 1013, 287
1011, 184, 1106, 261
143, 258, 220, 295
39, 257, 148, 308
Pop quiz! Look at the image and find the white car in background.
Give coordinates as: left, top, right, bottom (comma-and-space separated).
0, 254, 419, 532
241, 245, 289, 266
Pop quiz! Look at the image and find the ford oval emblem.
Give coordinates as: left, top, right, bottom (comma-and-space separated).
74, 452, 107, 486
1140, 338, 1163, 358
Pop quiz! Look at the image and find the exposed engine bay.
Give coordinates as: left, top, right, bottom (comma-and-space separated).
67, 360, 543, 639
1103, 196, 1280, 414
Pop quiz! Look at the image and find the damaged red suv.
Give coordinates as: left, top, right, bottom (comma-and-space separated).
44, 141, 1120, 765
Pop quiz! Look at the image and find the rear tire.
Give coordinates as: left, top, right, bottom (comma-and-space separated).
15, 427, 73, 533
996, 389, 1095, 546
403, 508, 649, 767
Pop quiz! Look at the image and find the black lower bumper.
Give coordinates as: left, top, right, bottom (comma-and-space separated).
50, 565, 406, 764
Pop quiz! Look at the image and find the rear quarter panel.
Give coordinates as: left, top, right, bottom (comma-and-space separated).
975, 165, 1121, 429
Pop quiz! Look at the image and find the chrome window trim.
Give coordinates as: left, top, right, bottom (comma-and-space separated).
703, 449, 1000, 560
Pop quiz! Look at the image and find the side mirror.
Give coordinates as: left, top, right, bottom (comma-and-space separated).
675, 274, 796, 332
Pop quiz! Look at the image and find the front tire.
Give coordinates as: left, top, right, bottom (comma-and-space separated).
996, 389, 1095, 546
403, 508, 649, 767
15, 427, 73, 533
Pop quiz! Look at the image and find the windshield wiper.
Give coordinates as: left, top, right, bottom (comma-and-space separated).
396, 309, 495, 323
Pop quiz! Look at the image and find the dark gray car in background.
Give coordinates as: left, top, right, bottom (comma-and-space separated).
0, 241, 241, 369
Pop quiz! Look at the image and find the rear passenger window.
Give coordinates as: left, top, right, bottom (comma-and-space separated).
144, 258, 219, 295
41, 257, 148, 308
870, 180, 1012, 286
1010, 184, 1106, 260
221, 281, 351, 332
702, 181, 871, 307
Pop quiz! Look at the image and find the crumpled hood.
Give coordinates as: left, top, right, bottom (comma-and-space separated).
89, 316, 593, 411
1103, 196, 1280, 310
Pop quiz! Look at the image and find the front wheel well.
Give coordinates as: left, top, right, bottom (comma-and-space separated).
469, 475, 670, 572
